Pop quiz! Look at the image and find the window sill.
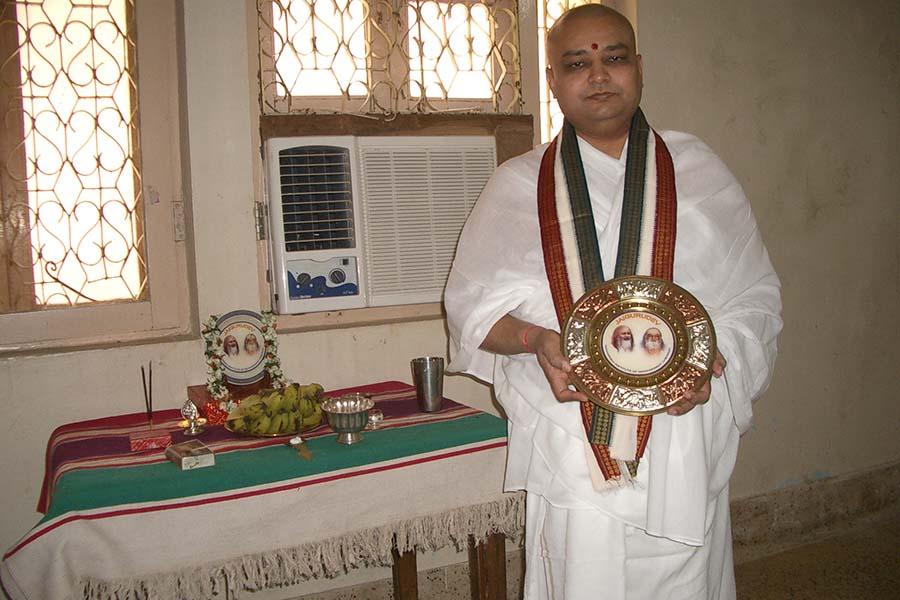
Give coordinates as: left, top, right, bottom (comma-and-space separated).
273, 302, 445, 334
0, 323, 196, 359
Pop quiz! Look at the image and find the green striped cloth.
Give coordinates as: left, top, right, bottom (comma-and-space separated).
45, 413, 506, 523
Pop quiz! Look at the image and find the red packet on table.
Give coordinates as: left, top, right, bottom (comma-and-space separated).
200, 400, 230, 425
188, 385, 231, 425
129, 427, 172, 452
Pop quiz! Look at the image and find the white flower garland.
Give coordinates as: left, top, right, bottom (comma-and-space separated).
261, 311, 288, 388
202, 315, 229, 400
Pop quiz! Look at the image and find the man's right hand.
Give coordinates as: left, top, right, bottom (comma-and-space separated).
530, 328, 590, 403
479, 314, 588, 403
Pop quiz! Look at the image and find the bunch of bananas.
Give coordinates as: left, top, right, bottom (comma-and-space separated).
226, 383, 325, 435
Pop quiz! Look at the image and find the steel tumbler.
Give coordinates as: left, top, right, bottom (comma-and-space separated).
411, 357, 444, 412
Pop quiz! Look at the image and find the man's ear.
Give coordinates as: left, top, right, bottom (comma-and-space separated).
637, 54, 644, 88
546, 66, 557, 98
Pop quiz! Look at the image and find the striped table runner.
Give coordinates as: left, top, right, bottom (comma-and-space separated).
38, 381, 481, 513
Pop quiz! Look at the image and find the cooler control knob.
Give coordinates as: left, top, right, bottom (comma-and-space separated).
329, 269, 347, 284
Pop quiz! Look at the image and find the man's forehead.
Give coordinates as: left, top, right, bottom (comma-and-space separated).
548, 13, 636, 54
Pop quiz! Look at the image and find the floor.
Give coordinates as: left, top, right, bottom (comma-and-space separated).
734, 510, 900, 599
288, 508, 900, 600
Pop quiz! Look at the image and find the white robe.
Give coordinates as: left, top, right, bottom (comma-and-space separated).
444, 131, 782, 598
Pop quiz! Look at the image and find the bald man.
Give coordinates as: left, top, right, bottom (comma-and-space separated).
445, 5, 781, 599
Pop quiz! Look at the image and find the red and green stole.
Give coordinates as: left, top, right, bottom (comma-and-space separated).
537, 109, 677, 484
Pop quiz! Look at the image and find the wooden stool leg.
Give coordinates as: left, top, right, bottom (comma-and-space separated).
468, 533, 507, 600
392, 545, 419, 600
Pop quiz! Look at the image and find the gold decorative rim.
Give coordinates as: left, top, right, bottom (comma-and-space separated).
561, 276, 717, 416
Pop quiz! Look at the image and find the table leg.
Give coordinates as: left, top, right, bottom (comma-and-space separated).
468, 533, 507, 600
392, 546, 419, 600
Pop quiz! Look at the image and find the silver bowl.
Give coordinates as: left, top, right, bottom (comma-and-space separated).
321, 394, 375, 445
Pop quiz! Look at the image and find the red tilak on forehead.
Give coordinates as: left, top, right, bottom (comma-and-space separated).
591, 43, 599, 50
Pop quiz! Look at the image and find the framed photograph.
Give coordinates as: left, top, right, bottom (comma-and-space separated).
216, 310, 267, 385
561, 276, 717, 416
203, 310, 286, 399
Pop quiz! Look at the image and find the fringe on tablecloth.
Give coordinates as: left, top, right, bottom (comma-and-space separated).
79, 492, 525, 600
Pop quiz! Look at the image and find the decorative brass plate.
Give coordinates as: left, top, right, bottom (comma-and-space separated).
561, 276, 717, 416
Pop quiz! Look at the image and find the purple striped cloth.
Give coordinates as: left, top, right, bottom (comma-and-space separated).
38, 381, 475, 512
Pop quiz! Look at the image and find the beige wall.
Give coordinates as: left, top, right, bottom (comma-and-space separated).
1, 0, 898, 587
0, 0, 496, 558
638, 0, 900, 497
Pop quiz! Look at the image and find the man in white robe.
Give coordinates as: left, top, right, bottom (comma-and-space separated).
444, 5, 782, 599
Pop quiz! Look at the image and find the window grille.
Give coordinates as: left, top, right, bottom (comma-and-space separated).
257, 0, 523, 115
0, 0, 144, 313
538, 0, 603, 142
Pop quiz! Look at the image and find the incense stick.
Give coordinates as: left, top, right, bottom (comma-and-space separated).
141, 364, 152, 425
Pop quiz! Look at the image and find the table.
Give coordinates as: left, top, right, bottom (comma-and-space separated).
1, 382, 522, 600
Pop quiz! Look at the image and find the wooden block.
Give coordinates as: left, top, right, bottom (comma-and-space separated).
468, 533, 507, 600
391, 545, 419, 600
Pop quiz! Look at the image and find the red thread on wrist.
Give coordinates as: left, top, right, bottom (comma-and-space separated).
522, 325, 541, 353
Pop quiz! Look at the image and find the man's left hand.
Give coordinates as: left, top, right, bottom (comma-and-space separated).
666, 351, 726, 416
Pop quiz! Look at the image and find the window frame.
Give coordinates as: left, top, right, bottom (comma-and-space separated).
0, 0, 195, 356
257, 0, 520, 116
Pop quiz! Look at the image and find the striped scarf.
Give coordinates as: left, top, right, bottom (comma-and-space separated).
537, 109, 677, 485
